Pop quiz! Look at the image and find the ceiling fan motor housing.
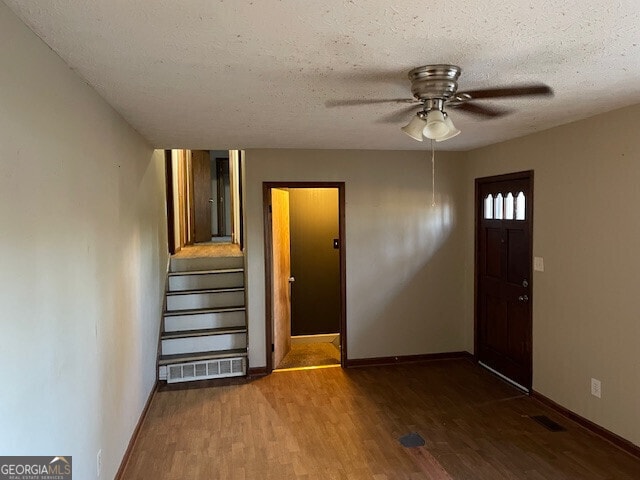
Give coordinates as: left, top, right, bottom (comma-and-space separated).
409, 64, 461, 103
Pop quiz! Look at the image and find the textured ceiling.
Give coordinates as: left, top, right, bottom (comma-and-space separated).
5, 0, 640, 151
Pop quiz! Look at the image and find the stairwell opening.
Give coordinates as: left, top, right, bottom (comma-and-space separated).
158, 149, 248, 384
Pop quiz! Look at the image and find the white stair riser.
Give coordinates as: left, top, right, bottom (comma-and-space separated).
164, 310, 245, 332
169, 272, 244, 291
166, 291, 244, 311
171, 256, 243, 272
161, 333, 247, 355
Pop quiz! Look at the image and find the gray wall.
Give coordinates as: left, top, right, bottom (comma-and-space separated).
463, 103, 640, 447
244, 149, 468, 367
0, 4, 169, 479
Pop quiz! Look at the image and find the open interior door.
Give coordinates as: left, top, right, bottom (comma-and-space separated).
191, 150, 212, 243
271, 188, 292, 368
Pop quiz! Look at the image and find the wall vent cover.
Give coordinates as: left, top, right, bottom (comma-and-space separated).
167, 357, 246, 383
531, 415, 567, 432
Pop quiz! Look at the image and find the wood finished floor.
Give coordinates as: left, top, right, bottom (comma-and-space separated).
122, 360, 640, 479
277, 342, 341, 370
172, 243, 242, 259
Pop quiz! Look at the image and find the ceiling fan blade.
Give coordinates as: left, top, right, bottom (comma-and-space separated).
325, 98, 417, 107
450, 102, 511, 118
377, 104, 423, 124
455, 84, 553, 100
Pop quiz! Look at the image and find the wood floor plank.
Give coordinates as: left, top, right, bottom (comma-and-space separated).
172, 243, 242, 258
121, 360, 640, 479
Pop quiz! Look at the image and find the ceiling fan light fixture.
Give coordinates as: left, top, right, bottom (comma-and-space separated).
436, 114, 461, 142
401, 113, 427, 141
423, 109, 449, 139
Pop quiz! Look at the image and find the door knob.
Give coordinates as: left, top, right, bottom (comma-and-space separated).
288, 276, 295, 283
208, 198, 214, 203
518, 295, 529, 302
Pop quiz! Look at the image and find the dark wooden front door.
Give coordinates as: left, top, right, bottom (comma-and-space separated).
476, 171, 533, 390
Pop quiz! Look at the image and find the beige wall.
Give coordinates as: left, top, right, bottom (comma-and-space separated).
0, 4, 168, 479
244, 149, 467, 368
463, 104, 640, 446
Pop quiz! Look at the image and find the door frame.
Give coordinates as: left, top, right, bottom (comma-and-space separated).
474, 170, 534, 389
215, 157, 228, 237
263, 181, 347, 373
164, 150, 177, 254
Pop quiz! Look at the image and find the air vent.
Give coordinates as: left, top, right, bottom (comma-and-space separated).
531, 415, 567, 432
167, 357, 246, 383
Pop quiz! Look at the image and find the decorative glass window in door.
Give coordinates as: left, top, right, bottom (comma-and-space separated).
484, 194, 494, 219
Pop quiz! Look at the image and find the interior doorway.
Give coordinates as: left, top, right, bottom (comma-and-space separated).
166, 149, 243, 254
264, 182, 346, 372
475, 170, 533, 391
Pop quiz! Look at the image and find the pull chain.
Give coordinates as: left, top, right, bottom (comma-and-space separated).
431, 139, 436, 207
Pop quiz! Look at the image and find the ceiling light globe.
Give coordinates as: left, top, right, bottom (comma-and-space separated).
423, 110, 448, 139
436, 115, 461, 142
401, 114, 427, 141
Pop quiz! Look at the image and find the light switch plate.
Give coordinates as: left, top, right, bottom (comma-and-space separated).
591, 378, 601, 398
534, 256, 544, 272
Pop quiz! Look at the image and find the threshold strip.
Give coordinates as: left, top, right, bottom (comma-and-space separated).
478, 361, 530, 393
274, 364, 341, 373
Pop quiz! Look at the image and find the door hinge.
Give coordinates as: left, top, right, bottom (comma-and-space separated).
268, 205, 272, 213
271, 343, 274, 352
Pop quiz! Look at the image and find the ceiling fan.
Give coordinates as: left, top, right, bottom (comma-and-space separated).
326, 64, 553, 142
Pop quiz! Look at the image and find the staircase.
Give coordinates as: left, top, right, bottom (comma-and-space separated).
158, 252, 247, 383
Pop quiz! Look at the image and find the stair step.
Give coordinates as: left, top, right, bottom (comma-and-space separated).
170, 255, 243, 272
164, 306, 245, 317
166, 287, 244, 296
163, 307, 246, 333
168, 268, 243, 277
161, 324, 246, 355
159, 348, 248, 366
165, 287, 245, 312
162, 326, 247, 340
168, 270, 244, 291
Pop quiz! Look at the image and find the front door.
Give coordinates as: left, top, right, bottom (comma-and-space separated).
476, 171, 533, 390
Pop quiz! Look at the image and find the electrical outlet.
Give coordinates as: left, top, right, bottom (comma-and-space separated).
97, 449, 102, 477
534, 256, 544, 272
591, 378, 601, 398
